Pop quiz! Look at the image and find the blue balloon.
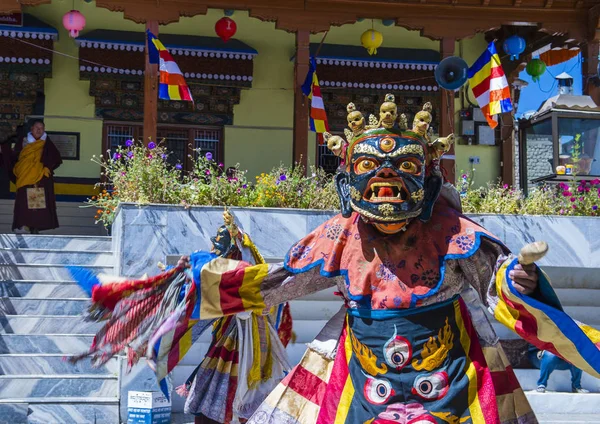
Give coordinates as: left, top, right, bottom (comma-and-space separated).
435, 56, 468, 91
503, 35, 526, 61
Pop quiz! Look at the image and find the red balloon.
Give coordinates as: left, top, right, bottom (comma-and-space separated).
215, 17, 237, 42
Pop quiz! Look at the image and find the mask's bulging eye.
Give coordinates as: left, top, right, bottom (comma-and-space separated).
364, 376, 394, 405
400, 161, 418, 174
383, 328, 412, 370
411, 371, 449, 400
356, 158, 378, 174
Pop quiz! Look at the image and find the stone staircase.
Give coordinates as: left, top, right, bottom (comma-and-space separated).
0, 234, 119, 424
0, 234, 597, 424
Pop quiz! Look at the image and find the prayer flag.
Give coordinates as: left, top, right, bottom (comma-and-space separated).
302, 57, 329, 144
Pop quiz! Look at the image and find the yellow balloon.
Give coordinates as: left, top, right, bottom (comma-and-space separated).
361, 29, 383, 56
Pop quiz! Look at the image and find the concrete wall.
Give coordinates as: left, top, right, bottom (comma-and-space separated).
23, 2, 499, 185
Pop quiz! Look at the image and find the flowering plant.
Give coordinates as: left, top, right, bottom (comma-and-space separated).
86, 140, 339, 227
462, 174, 600, 217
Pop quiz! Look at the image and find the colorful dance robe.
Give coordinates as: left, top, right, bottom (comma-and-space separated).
192, 204, 600, 424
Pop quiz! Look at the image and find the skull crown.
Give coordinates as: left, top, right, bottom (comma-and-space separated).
325, 94, 454, 165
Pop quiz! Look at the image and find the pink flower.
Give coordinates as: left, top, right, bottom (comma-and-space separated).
503, 184, 509, 189
570, 197, 576, 202
563, 191, 572, 197
205, 170, 211, 175
558, 182, 569, 190
559, 209, 565, 215
578, 186, 584, 193
591, 179, 600, 185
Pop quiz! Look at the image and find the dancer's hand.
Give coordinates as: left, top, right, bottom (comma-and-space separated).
177, 255, 190, 269
509, 263, 538, 295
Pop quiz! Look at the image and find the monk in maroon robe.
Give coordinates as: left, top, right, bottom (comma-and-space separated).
2, 121, 62, 234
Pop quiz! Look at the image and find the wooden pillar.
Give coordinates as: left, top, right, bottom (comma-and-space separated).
293, 30, 310, 171
143, 21, 159, 145
439, 37, 456, 184
583, 40, 600, 106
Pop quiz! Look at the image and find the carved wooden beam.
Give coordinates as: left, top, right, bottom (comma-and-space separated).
309, 0, 590, 40
544, 0, 553, 8
95, 0, 208, 25
0, 0, 49, 14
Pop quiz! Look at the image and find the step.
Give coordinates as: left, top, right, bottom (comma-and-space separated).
562, 306, 600, 325
288, 299, 342, 321
0, 225, 108, 237
0, 375, 118, 399
0, 354, 118, 376
0, 213, 100, 228
514, 368, 600, 393
0, 316, 101, 334
536, 413, 600, 424
0, 249, 113, 266
0, 235, 112, 251
0, 334, 95, 354
524, 392, 600, 415
0, 399, 119, 424
554, 288, 600, 307
0, 281, 88, 299
0, 403, 27, 424
0, 299, 89, 316
0, 264, 113, 281
25, 403, 119, 424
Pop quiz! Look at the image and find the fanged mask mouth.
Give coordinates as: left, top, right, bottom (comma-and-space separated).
364, 181, 409, 203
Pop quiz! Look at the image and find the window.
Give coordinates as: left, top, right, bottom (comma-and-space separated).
194, 128, 222, 163
105, 124, 136, 151
317, 142, 340, 174
157, 128, 188, 167
557, 118, 600, 176
102, 122, 223, 172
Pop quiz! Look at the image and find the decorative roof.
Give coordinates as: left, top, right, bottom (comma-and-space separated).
77, 30, 257, 58
310, 43, 440, 68
0, 14, 57, 40
532, 94, 600, 119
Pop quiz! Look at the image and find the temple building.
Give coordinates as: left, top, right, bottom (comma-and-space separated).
0, 0, 598, 200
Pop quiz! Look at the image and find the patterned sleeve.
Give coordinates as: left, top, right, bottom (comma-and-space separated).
458, 239, 600, 378
198, 255, 338, 319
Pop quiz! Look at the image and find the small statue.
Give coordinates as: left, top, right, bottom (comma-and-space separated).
412, 102, 433, 140
398, 113, 408, 130
346, 103, 366, 136
378, 93, 398, 129
428, 133, 455, 161
324, 132, 346, 158
366, 114, 379, 130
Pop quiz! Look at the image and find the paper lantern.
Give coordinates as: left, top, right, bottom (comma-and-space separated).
215, 17, 237, 42
503, 35, 526, 61
62, 10, 86, 38
526, 58, 547, 82
361, 29, 383, 56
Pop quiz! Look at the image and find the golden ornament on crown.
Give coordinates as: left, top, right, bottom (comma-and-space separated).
323, 93, 455, 166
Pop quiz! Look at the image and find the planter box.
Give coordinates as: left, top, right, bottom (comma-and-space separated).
112, 203, 600, 416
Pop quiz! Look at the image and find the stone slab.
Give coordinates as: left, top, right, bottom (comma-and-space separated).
0, 335, 95, 354
0, 316, 101, 335
0, 376, 118, 398
0, 250, 113, 267
0, 235, 111, 251
0, 299, 89, 316
26, 403, 119, 424
0, 355, 118, 376
0, 282, 88, 299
